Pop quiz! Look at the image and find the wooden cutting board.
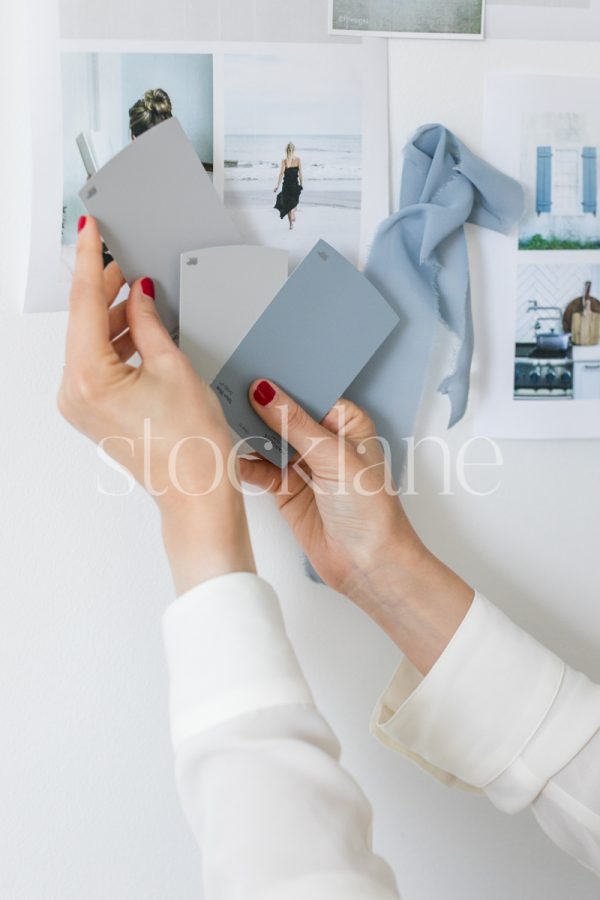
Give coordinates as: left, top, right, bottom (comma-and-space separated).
563, 281, 600, 344
572, 306, 600, 345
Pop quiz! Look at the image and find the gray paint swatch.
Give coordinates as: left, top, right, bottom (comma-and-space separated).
79, 117, 240, 337
179, 245, 288, 383
211, 239, 400, 467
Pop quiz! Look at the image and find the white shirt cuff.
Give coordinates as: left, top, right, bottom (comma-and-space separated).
162, 572, 313, 750
370, 591, 600, 811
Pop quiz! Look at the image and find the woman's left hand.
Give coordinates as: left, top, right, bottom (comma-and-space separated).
58, 215, 255, 595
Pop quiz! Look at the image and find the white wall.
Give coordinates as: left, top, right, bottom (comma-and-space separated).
2, 4, 600, 898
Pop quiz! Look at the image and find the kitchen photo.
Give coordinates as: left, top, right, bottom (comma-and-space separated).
514, 263, 600, 400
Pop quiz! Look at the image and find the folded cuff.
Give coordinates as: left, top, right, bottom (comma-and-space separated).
162, 572, 313, 750
370, 592, 596, 802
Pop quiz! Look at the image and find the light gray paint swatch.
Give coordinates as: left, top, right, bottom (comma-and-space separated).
179, 245, 289, 383
211, 239, 400, 467
79, 117, 240, 337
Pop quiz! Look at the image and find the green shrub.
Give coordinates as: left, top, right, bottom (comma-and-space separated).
519, 233, 600, 250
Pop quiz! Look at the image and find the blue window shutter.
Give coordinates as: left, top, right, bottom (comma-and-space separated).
536, 146, 552, 214
582, 147, 597, 215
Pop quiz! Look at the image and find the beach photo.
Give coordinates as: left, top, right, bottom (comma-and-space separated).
223, 45, 363, 271
329, 0, 484, 38
60, 50, 213, 288
519, 111, 600, 250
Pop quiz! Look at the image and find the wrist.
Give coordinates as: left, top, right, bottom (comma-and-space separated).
340, 536, 474, 676
160, 495, 256, 596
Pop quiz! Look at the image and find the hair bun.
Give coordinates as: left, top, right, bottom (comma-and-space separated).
143, 88, 172, 117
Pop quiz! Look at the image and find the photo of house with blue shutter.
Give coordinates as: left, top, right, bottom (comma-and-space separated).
519, 112, 600, 250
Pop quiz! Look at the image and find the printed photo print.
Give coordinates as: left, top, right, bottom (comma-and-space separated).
329, 0, 484, 38
519, 112, 600, 250
61, 51, 214, 282
223, 44, 363, 270
514, 263, 600, 402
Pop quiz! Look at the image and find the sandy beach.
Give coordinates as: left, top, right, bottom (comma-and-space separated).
225, 188, 361, 271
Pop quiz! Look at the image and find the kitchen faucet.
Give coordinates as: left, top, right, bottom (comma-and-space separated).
527, 299, 563, 315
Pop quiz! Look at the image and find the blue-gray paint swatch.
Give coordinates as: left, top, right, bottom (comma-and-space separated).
211, 240, 399, 467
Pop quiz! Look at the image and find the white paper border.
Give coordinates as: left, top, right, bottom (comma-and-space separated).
23, 0, 63, 311
474, 73, 600, 440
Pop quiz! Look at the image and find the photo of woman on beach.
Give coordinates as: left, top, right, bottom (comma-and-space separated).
274, 142, 303, 230
224, 44, 363, 270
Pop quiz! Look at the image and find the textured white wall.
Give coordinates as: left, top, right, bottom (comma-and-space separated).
2, 2, 600, 896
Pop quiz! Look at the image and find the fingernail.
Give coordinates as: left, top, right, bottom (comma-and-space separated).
253, 380, 276, 407
77, 215, 87, 233
140, 276, 155, 300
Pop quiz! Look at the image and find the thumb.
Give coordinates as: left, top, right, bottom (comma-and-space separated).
249, 380, 337, 466
126, 276, 175, 360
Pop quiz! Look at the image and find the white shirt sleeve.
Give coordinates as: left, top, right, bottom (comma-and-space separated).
371, 591, 600, 876
161, 572, 400, 900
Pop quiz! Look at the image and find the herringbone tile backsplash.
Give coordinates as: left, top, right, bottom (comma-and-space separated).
516, 264, 600, 342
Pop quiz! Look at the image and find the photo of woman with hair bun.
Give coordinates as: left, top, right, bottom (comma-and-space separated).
128, 87, 173, 139
52, 51, 214, 312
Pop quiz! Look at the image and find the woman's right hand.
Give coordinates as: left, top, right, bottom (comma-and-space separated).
58, 215, 255, 596
239, 381, 473, 674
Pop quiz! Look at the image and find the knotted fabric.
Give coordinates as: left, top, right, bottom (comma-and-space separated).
347, 123, 524, 462
303, 125, 524, 583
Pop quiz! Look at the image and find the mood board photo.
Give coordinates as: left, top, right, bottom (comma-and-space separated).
26, 39, 385, 314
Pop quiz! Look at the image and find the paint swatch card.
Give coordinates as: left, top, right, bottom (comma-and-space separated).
211, 239, 400, 467
79, 117, 240, 337
179, 245, 289, 383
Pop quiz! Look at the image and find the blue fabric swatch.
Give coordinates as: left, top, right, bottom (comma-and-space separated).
347, 123, 524, 468
304, 124, 524, 584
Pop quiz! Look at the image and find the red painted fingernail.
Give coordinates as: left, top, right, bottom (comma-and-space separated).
253, 380, 276, 407
140, 276, 155, 300
77, 215, 87, 233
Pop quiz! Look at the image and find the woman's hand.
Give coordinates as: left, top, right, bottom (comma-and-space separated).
240, 381, 473, 674
58, 216, 255, 595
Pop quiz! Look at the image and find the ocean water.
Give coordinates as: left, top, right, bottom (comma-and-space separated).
224, 133, 362, 194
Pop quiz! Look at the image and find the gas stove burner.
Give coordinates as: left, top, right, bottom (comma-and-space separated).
514, 360, 573, 397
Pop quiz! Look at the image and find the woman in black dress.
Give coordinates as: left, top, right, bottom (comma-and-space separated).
274, 142, 303, 230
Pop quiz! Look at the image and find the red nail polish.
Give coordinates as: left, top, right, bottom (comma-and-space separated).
253, 380, 276, 407
77, 215, 87, 233
140, 276, 155, 299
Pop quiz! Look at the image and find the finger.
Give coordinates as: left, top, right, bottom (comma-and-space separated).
109, 300, 128, 340
320, 398, 377, 442
237, 457, 282, 493
66, 215, 113, 366
249, 380, 336, 466
103, 260, 126, 307
112, 330, 136, 363
126, 277, 175, 361
238, 456, 309, 500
